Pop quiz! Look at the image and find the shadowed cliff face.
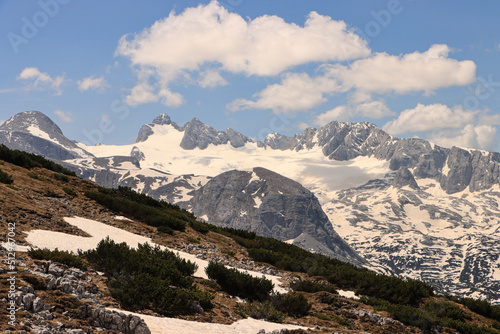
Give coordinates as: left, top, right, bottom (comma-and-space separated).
182, 166, 365, 266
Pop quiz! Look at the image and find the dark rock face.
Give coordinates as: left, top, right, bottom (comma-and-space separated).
60, 161, 124, 189
413, 147, 449, 179
224, 128, 250, 148
392, 167, 420, 190
0, 132, 81, 160
130, 146, 145, 161
440, 147, 473, 194
468, 150, 500, 192
136, 125, 154, 143
180, 117, 253, 150
183, 167, 365, 265
0, 111, 91, 160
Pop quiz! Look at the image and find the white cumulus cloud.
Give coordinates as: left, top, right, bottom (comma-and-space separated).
116, 1, 370, 106
381, 103, 498, 151
17, 67, 64, 95
314, 106, 350, 125
231, 45, 476, 113
313, 99, 394, 126
229, 72, 339, 113
383, 103, 478, 135
77, 76, 108, 92
428, 125, 497, 151
198, 69, 228, 88
327, 44, 476, 95
125, 82, 159, 106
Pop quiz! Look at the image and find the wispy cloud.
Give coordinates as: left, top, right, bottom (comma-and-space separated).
17, 67, 65, 95
77, 76, 109, 92
0, 88, 17, 94
53, 110, 75, 123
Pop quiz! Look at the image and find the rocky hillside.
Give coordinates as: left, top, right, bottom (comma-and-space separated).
2, 146, 500, 333
2, 110, 500, 307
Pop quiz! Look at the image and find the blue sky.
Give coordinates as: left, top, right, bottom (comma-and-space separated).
1, 0, 500, 150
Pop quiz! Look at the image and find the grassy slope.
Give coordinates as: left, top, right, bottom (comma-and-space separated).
0, 146, 499, 334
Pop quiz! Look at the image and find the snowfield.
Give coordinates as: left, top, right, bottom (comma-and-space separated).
25, 217, 286, 292
78, 122, 391, 195
23, 216, 306, 333
110, 309, 307, 334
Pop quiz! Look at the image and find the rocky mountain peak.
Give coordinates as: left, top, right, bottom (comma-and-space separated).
262, 119, 390, 160
180, 116, 252, 150
0, 111, 91, 160
0, 110, 64, 137
136, 113, 182, 142
151, 113, 173, 125
183, 166, 365, 265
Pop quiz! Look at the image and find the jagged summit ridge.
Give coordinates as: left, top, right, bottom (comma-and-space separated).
132, 112, 500, 195
180, 117, 253, 150
136, 113, 253, 149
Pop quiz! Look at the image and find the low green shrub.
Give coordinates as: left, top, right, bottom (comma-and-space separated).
63, 187, 77, 197
28, 248, 86, 270
270, 292, 311, 317
157, 225, 173, 235
363, 297, 500, 334
27, 172, 45, 180
241, 300, 285, 323
459, 298, 500, 322
53, 173, 69, 182
85, 187, 187, 232
186, 237, 200, 244
0, 144, 76, 176
83, 238, 213, 316
291, 279, 338, 294
205, 261, 273, 301
221, 249, 236, 257
189, 220, 210, 234
0, 168, 13, 184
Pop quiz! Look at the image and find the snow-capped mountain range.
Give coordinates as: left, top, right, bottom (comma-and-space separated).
1, 110, 499, 304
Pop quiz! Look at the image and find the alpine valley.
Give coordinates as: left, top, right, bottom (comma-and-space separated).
2, 110, 500, 306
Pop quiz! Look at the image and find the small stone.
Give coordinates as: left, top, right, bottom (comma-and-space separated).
22, 293, 36, 311
32, 297, 44, 313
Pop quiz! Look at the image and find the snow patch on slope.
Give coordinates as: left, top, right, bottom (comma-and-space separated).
110, 308, 307, 334
25, 216, 286, 293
